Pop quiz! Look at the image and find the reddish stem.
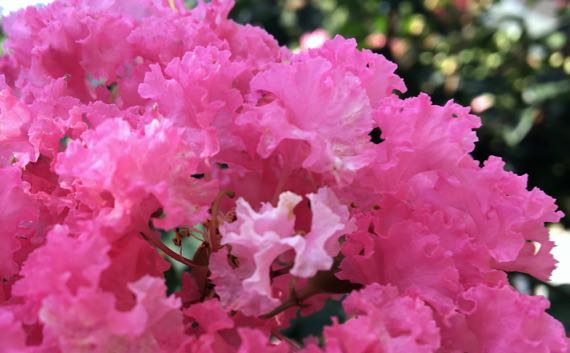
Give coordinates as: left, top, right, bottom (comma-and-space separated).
208, 190, 235, 252
139, 232, 200, 268
259, 286, 318, 320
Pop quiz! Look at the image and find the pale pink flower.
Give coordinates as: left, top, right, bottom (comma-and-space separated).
211, 188, 352, 315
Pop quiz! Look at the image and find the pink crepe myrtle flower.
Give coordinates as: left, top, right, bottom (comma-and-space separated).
0, 0, 567, 352
210, 187, 353, 315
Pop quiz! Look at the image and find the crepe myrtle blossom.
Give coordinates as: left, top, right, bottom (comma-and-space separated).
0, 0, 567, 352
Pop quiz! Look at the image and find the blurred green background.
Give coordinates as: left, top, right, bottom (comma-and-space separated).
228, 0, 570, 334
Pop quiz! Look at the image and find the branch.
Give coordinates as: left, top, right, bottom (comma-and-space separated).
259, 286, 318, 320
208, 190, 235, 252
139, 232, 201, 268
259, 270, 362, 320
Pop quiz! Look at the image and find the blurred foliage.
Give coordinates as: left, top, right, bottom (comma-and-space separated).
282, 298, 345, 343
548, 284, 570, 334
231, 0, 570, 228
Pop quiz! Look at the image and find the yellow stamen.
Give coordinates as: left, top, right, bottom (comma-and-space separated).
168, 0, 177, 12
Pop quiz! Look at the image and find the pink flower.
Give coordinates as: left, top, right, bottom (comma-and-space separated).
0, 166, 40, 283
139, 46, 246, 158
56, 118, 217, 231
0, 309, 29, 353
12, 225, 110, 317
305, 284, 441, 353
458, 285, 568, 353
242, 47, 375, 180
288, 187, 355, 277
0, 0, 567, 351
211, 188, 352, 315
39, 276, 183, 353
0, 89, 35, 167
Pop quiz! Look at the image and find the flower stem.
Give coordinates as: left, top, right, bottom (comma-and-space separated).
139, 232, 201, 268
208, 190, 235, 252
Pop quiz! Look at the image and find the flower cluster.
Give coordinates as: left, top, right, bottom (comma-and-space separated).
0, 0, 568, 352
